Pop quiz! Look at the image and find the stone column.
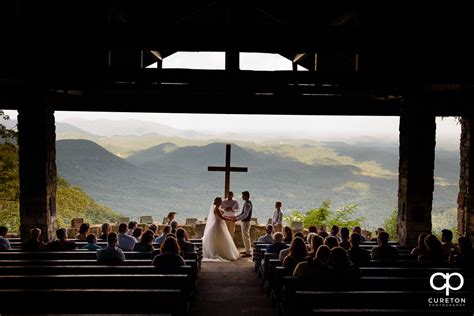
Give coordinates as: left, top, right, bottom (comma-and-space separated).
397, 98, 436, 246
457, 117, 474, 239
18, 100, 58, 242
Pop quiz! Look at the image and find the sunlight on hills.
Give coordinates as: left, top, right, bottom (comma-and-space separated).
253, 143, 397, 179
332, 181, 370, 195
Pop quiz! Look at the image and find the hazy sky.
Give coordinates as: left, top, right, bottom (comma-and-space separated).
1, 52, 461, 141
3, 109, 459, 142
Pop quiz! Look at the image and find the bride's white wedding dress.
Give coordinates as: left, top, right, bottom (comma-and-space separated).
202, 204, 240, 262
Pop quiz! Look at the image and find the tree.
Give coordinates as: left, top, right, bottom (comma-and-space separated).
383, 208, 398, 240
0, 111, 20, 231
283, 200, 365, 230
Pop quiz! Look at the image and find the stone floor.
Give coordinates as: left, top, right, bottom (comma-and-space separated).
189, 256, 274, 316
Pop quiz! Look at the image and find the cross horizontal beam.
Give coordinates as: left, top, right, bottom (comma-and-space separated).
208, 167, 248, 172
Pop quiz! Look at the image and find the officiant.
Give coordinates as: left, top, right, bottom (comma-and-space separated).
221, 191, 240, 238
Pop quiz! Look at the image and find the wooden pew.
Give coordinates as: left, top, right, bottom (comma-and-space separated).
0, 260, 198, 278
0, 259, 153, 266
280, 276, 473, 315
0, 273, 192, 290
309, 309, 470, 315
0, 288, 187, 315
293, 291, 471, 315
0, 251, 153, 260
0, 264, 196, 278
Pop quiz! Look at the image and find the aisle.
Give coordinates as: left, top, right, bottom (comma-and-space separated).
189, 257, 273, 316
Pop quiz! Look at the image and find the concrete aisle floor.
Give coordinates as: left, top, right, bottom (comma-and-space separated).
189, 256, 273, 316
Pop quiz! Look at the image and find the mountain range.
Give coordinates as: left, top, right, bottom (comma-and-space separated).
55, 134, 459, 229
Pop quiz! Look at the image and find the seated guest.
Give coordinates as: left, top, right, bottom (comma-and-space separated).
305, 226, 318, 242
117, 223, 136, 251
97, 232, 125, 263
419, 234, 446, 264
133, 230, 155, 252
293, 245, 330, 278
371, 231, 398, 262
0, 226, 11, 250
339, 227, 351, 250
152, 236, 186, 269
258, 225, 274, 243
99, 223, 111, 240
75, 223, 90, 241
371, 227, 385, 241
411, 233, 428, 257
47, 228, 76, 251
266, 232, 288, 255
155, 225, 171, 245
283, 226, 293, 243
324, 236, 339, 249
441, 229, 460, 257
23, 228, 45, 251
132, 227, 143, 240
305, 232, 317, 248
280, 232, 303, 260
352, 226, 366, 241
455, 236, 474, 269
329, 225, 342, 243
149, 224, 158, 236
347, 233, 371, 266
329, 247, 361, 280
170, 221, 178, 235
176, 228, 195, 253
83, 234, 102, 250
128, 221, 138, 235
283, 236, 307, 274
307, 234, 324, 259
318, 230, 329, 238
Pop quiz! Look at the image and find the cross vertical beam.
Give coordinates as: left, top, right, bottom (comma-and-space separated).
225, 144, 231, 197
208, 144, 248, 197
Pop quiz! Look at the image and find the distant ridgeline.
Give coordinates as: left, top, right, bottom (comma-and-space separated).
54, 137, 459, 230
0, 133, 121, 232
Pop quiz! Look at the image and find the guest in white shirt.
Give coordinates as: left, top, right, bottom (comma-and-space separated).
272, 201, 283, 232
0, 226, 11, 251
117, 223, 137, 251
155, 225, 171, 245
258, 225, 274, 243
221, 191, 240, 237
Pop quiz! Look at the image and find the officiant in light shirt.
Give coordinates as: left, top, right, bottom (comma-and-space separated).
221, 191, 240, 237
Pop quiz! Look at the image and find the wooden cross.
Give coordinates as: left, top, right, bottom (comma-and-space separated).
208, 144, 248, 197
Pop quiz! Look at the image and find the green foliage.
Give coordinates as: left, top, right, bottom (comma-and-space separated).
0, 177, 121, 233
432, 208, 457, 237
0, 110, 18, 141
56, 179, 121, 228
0, 201, 20, 232
283, 199, 365, 230
383, 208, 398, 240
0, 143, 19, 202
0, 112, 20, 231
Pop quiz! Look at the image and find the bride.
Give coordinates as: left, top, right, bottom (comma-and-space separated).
202, 197, 240, 261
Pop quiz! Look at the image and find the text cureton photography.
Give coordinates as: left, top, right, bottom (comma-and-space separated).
428, 272, 467, 308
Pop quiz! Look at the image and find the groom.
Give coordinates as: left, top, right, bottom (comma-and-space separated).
233, 191, 253, 257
